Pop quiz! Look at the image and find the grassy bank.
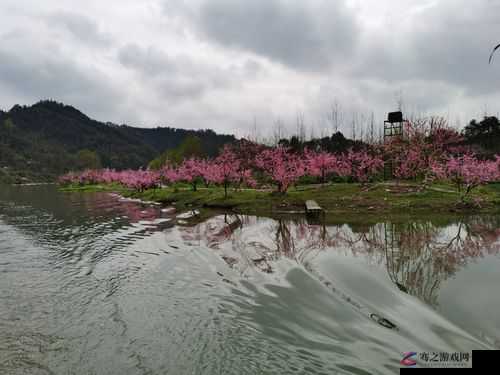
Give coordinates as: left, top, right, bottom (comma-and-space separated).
59, 182, 500, 216
59, 182, 128, 193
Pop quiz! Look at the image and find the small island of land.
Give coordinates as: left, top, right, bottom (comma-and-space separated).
60, 181, 500, 217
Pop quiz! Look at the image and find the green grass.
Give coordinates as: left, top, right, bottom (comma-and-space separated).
59, 182, 500, 216
59, 182, 128, 193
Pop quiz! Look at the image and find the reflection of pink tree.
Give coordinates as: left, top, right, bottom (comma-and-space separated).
357, 219, 500, 306
179, 214, 245, 254
274, 219, 295, 258
177, 214, 500, 307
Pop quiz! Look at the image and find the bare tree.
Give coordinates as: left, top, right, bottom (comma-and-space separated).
359, 113, 366, 142
248, 115, 260, 143
296, 111, 306, 142
319, 118, 329, 138
378, 124, 384, 143
368, 111, 375, 144
327, 101, 342, 133
395, 89, 404, 113
272, 117, 285, 146
309, 120, 316, 140
350, 111, 358, 140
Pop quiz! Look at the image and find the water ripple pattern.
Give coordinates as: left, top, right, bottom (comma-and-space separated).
1, 184, 498, 374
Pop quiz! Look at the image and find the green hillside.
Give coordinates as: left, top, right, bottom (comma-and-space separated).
0, 101, 235, 183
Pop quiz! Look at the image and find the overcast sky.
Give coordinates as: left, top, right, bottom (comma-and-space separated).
1, 0, 500, 138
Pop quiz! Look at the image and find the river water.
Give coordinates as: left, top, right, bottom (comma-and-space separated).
1, 184, 499, 374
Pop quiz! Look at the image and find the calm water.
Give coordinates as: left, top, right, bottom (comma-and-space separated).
1, 185, 499, 374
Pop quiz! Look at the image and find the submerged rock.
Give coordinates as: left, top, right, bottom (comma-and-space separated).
370, 313, 398, 330
176, 210, 200, 220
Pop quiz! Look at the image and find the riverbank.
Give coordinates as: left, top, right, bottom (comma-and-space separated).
59, 182, 500, 216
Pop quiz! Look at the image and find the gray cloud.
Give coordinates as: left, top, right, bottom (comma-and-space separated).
1, 0, 500, 136
118, 43, 258, 101
196, 0, 358, 72
0, 46, 124, 121
352, 0, 500, 96
118, 44, 175, 76
47, 10, 112, 47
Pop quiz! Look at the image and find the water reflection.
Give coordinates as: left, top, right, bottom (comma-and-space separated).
1, 185, 499, 374
178, 213, 500, 350
181, 214, 500, 305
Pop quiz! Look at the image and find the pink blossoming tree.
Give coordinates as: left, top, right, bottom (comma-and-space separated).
177, 158, 203, 191
119, 169, 160, 192
160, 166, 180, 186
430, 154, 500, 200
337, 149, 384, 182
255, 146, 305, 193
304, 149, 339, 184
384, 118, 465, 180
205, 146, 255, 198
209, 147, 241, 198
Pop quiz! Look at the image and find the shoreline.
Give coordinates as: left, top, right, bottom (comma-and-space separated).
58, 182, 500, 217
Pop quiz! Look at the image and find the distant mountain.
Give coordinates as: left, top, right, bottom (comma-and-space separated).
0, 100, 235, 183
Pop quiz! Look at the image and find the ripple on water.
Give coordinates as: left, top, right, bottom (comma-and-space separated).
1, 185, 498, 374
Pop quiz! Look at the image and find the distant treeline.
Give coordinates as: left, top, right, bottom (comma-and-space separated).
463, 116, 500, 158
0, 100, 234, 183
276, 115, 500, 158
1, 100, 499, 183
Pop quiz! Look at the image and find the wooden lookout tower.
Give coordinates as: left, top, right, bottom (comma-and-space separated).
383, 111, 407, 179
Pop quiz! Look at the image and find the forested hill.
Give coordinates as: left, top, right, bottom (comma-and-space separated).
0, 100, 235, 183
